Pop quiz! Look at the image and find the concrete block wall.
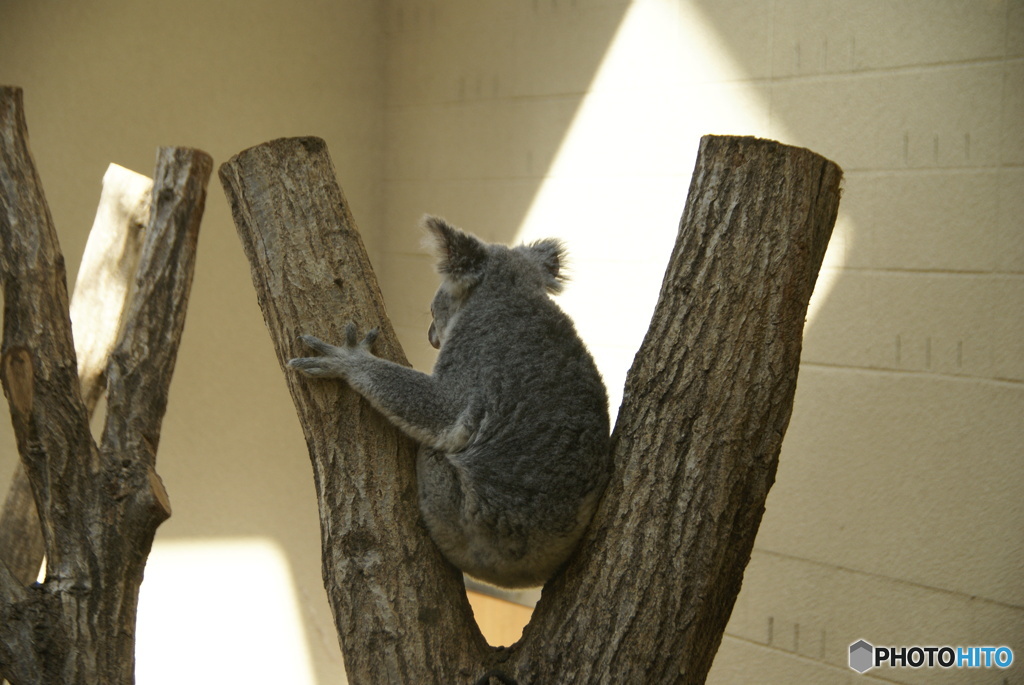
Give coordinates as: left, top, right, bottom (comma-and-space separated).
379, 1, 1023, 682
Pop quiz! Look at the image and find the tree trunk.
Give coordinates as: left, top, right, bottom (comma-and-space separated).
509, 135, 841, 682
220, 134, 841, 684
0, 86, 211, 685
220, 138, 490, 683
0, 163, 153, 587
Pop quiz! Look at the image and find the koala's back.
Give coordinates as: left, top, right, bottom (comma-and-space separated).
418, 276, 611, 588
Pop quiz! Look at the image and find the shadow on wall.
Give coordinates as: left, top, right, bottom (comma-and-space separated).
382, 1, 632, 243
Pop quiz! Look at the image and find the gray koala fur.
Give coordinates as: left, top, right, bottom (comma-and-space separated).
289, 216, 611, 588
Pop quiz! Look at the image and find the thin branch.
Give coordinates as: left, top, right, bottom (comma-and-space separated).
71, 163, 153, 414
0, 85, 95, 577
101, 147, 210, 479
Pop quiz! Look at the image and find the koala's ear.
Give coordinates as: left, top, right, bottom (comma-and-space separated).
422, 215, 488, 292
525, 238, 568, 294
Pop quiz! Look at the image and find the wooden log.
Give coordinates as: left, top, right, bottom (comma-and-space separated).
220, 137, 491, 683
72, 163, 153, 414
506, 135, 842, 683
0, 86, 93, 579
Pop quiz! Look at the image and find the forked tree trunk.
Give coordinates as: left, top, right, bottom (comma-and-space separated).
0, 162, 153, 587
220, 134, 842, 684
0, 86, 211, 684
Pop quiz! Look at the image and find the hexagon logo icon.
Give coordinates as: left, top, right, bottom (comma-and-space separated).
849, 639, 874, 673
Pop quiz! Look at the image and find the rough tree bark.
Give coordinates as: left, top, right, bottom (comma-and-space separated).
0, 162, 152, 587
0, 86, 211, 684
220, 134, 842, 684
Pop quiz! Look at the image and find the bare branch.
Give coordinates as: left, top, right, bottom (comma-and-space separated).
220, 137, 491, 683
74, 146, 211, 680
71, 163, 153, 414
0, 85, 210, 683
101, 147, 211, 480
510, 136, 842, 683
0, 85, 95, 575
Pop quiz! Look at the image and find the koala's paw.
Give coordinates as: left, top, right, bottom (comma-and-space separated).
287, 325, 379, 378
288, 335, 344, 377
343, 322, 379, 351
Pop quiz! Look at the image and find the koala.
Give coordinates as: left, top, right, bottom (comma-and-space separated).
288, 216, 611, 588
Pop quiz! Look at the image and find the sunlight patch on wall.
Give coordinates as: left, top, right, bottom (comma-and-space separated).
514, 0, 773, 415
135, 538, 317, 685
809, 211, 852, 323
514, 0, 844, 416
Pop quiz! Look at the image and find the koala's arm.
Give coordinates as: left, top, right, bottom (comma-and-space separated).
289, 325, 471, 452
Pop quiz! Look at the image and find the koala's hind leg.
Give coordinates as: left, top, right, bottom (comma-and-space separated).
416, 446, 469, 549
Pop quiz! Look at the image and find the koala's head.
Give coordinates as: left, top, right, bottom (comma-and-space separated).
422, 215, 566, 349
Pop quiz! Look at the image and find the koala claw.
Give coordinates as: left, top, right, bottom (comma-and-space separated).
288, 335, 344, 377
343, 323, 379, 350
296, 334, 333, 355
363, 327, 380, 348
288, 326, 378, 378
343, 322, 359, 346
288, 356, 324, 376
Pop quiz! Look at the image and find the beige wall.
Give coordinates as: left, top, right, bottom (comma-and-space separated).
1, 1, 1021, 683
379, 1, 1023, 683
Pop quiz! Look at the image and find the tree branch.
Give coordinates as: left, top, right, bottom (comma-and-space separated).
509, 135, 842, 683
0, 85, 95, 579
220, 138, 491, 683
83, 146, 210, 680
72, 163, 153, 414
101, 147, 210, 479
